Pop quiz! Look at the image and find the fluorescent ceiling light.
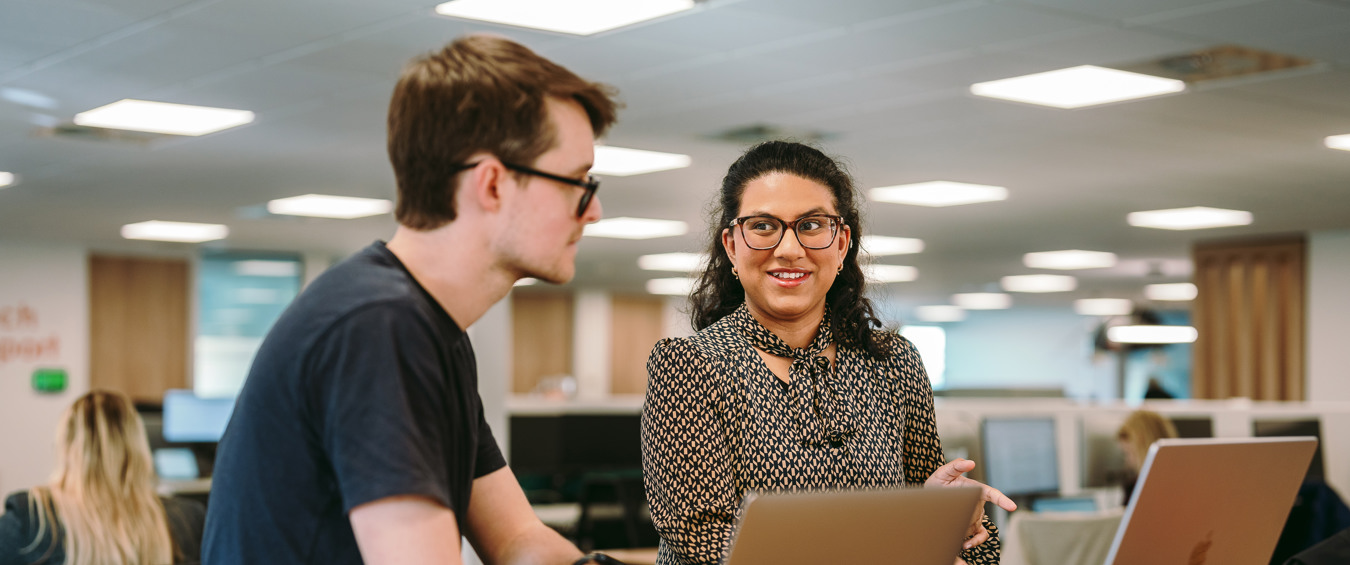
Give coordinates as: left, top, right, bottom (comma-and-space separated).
1001, 274, 1077, 293
1074, 298, 1133, 316
592, 146, 692, 177
952, 292, 1012, 310
864, 264, 918, 284
514, 278, 538, 287
121, 221, 228, 243
646, 277, 695, 296
1146, 283, 1198, 301
1324, 134, 1350, 151
1023, 249, 1117, 270
584, 217, 687, 239
1107, 325, 1198, 344
970, 65, 1186, 109
233, 260, 299, 278
74, 99, 254, 136
0, 172, 14, 188
638, 252, 706, 272
870, 181, 1008, 207
915, 305, 966, 323
434, 0, 695, 36
1127, 206, 1253, 230
861, 235, 924, 256
267, 194, 393, 219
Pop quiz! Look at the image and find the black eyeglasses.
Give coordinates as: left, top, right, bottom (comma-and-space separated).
730, 214, 845, 250
456, 161, 599, 218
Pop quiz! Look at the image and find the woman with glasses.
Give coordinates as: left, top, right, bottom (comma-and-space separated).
641, 141, 1014, 565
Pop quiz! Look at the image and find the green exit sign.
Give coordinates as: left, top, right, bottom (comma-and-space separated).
32, 368, 67, 393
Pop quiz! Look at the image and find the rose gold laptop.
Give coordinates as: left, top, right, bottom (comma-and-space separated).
1104, 437, 1318, 565
724, 487, 983, 565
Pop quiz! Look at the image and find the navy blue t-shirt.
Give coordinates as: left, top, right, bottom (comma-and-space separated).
203, 242, 506, 564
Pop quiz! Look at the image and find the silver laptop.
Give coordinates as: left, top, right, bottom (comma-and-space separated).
725, 487, 983, 565
1104, 436, 1317, 565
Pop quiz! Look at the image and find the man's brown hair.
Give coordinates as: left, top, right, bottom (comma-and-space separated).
387, 35, 620, 230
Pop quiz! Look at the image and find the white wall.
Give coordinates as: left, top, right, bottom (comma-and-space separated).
1308, 229, 1350, 403
0, 242, 89, 496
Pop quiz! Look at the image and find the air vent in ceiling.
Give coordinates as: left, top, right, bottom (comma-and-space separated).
705, 123, 837, 145
1115, 45, 1324, 88
36, 123, 168, 146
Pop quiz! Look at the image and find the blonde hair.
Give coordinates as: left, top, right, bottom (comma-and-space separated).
26, 390, 175, 565
1116, 410, 1178, 472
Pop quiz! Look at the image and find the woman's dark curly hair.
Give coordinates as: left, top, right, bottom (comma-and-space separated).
688, 140, 889, 359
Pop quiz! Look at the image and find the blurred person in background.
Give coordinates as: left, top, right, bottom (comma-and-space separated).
0, 390, 205, 565
1116, 409, 1178, 504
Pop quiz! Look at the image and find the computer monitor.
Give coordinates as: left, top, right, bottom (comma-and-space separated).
1168, 416, 1214, 438
509, 413, 642, 474
1253, 418, 1324, 480
981, 417, 1059, 496
162, 389, 235, 443
1079, 412, 1129, 489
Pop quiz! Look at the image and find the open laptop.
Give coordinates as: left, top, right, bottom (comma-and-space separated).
724, 486, 983, 565
1104, 436, 1318, 565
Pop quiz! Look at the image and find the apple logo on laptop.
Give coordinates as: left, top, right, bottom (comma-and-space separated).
1188, 530, 1214, 565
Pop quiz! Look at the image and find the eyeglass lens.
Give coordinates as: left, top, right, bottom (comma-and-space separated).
741, 215, 839, 250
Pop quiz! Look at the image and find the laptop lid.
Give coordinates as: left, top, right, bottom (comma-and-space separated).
725, 487, 982, 565
1104, 436, 1317, 565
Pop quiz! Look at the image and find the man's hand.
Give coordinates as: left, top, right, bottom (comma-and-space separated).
925, 458, 1017, 551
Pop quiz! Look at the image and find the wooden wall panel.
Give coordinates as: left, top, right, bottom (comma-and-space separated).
511, 292, 573, 394
610, 295, 664, 396
88, 255, 190, 404
1191, 237, 1305, 401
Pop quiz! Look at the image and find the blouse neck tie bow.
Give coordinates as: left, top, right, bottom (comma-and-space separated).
735, 305, 855, 448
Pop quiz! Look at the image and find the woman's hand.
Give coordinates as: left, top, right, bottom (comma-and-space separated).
925, 458, 1017, 551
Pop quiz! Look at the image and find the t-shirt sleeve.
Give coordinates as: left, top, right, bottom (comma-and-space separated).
474, 399, 506, 478
308, 302, 467, 514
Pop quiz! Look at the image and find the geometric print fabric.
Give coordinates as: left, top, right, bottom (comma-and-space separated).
641, 304, 1002, 564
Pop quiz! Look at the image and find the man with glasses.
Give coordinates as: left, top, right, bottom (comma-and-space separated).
205, 35, 620, 565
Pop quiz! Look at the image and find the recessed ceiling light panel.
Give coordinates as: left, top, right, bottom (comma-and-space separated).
1001, 274, 1077, 293
915, 305, 966, 323
1023, 249, 1117, 270
592, 146, 691, 176
869, 181, 1008, 207
971, 65, 1186, 109
646, 277, 695, 296
863, 264, 918, 284
1146, 283, 1198, 301
861, 235, 924, 256
434, 0, 695, 36
267, 194, 394, 219
584, 217, 688, 239
121, 220, 228, 243
1325, 134, 1350, 151
638, 252, 706, 272
0, 172, 15, 188
74, 99, 254, 136
1074, 298, 1133, 316
952, 292, 1012, 310
1107, 325, 1198, 344
1127, 206, 1252, 230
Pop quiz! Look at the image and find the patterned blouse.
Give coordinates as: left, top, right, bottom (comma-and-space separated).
641, 304, 1001, 564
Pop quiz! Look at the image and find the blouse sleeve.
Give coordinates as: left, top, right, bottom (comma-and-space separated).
642, 337, 739, 565
893, 335, 1003, 565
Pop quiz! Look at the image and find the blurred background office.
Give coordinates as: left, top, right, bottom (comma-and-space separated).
3, 0, 1350, 562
